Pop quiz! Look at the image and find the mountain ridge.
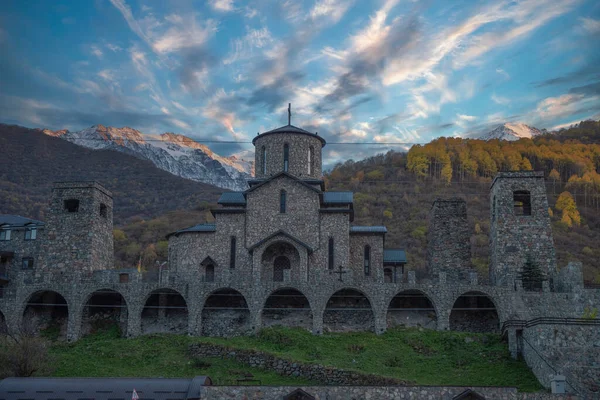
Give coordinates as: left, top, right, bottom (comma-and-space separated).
477, 123, 544, 141
41, 125, 254, 191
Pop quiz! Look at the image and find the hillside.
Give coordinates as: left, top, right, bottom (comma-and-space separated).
0, 124, 221, 222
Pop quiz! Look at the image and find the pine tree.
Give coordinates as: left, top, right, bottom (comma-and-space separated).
518, 258, 547, 291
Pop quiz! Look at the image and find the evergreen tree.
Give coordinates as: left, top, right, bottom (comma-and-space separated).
518, 258, 547, 291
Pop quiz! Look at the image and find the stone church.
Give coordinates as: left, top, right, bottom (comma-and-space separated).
0, 119, 599, 394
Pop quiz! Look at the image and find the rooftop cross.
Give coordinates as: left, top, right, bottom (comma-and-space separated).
288, 103, 291, 125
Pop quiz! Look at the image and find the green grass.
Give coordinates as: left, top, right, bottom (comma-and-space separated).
49, 326, 543, 391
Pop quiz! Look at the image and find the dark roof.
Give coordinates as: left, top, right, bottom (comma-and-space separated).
248, 230, 314, 253
245, 171, 321, 195
322, 192, 353, 204
167, 223, 216, 238
252, 124, 326, 147
349, 226, 387, 234
0, 215, 45, 227
218, 192, 246, 205
384, 249, 407, 263
0, 376, 212, 400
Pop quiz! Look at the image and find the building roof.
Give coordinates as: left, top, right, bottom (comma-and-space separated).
349, 226, 387, 234
383, 249, 407, 263
0, 214, 45, 227
218, 192, 246, 205
167, 223, 216, 238
252, 124, 327, 147
0, 376, 212, 400
322, 192, 353, 204
245, 171, 322, 194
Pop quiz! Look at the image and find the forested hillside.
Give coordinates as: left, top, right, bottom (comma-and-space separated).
0, 124, 221, 222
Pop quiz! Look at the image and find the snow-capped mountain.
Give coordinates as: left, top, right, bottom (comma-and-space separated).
42, 125, 254, 191
478, 123, 543, 141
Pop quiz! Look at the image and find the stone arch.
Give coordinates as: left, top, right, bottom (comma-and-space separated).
324, 288, 374, 332
386, 290, 437, 329
141, 288, 188, 335
22, 290, 69, 339
262, 287, 312, 330
261, 241, 301, 282
81, 288, 128, 337
201, 288, 251, 337
450, 291, 499, 333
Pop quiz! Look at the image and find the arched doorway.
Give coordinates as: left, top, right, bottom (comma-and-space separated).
81, 289, 128, 337
202, 288, 251, 337
324, 289, 374, 332
450, 291, 499, 333
141, 289, 188, 335
22, 290, 68, 339
387, 290, 437, 329
263, 288, 312, 330
261, 242, 300, 282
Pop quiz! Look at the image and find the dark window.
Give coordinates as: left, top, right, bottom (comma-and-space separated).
273, 256, 291, 282
364, 245, 371, 276
0, 229, 10, 241
119, 273, 129, 283
262, 146, 267, 174
283, 144, 289, 172
64, 199, 80, 212
230, 236, 236, 268
513, 190, 531, 216
280, 190, 287, 213
24, 227, 37, 240
100, 203, 108, 218
22, 257, 34, 270
492, 195, 496, 221
328, 237, 334, 270
205, 264, 215, 282
384, 268, 393, 283
308, 146, 314, 175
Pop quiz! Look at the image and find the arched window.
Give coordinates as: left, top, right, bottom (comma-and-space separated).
262, 146, 267, 174
364, 245, 371, 276
280, 190, 287, 213
328, 238, 334, 270
273, 256, 290, 282
283, 144, 289, 172
308, 146, 314, 175
513, 190, 531, 216
205, 264, 215, 282
230, 236, 236, 269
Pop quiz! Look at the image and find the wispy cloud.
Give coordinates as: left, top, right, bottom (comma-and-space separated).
580, 17, 600, 34
491, 93, 510, 105
209, 0, 236, 12
90, 45, 103, 58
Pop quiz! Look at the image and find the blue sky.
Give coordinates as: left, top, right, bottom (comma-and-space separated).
1, 0, 599, 162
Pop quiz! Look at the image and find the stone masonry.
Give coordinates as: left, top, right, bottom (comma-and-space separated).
0, 120, 599, 395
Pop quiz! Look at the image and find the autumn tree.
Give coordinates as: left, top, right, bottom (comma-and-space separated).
555, 191, 581, 227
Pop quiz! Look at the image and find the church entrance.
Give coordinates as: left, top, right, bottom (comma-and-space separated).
273, 256, 291, 282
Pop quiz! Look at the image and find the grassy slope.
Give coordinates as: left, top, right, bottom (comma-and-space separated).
49, 327, 542, 392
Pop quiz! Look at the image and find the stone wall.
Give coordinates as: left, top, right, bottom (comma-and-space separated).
200, 385, 576, 399
189, 342, 406, 386
427, 198, 472, 281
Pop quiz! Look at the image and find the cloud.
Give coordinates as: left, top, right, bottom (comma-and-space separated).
580, 17, 600, 34
491, 93, 509, 105
223, 27, 273, 65
496, 68, 510, 80
310, 0, 353, 24
152, 14, 217, 54
209, 0, 235, 12
569, 81, 600, 96
90, 45, 103, 58
535, 93, 599, 122
109, 0, 154, 49
106, 43, 123, 52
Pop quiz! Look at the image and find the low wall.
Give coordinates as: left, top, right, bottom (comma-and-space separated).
200, 386, 578, 399
189, 343, 406, 386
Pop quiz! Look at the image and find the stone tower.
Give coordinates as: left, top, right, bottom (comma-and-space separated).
426, 198, 471, 281
489, 171, 556, 287
41, 182, 114, 273
253, 124, 326, 179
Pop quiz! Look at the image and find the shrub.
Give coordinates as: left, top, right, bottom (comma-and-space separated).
0, 335, 54, 378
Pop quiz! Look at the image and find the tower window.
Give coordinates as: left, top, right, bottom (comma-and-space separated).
64, 199, 80, 213
205, 264, 215, 282
0, 228, 10, 241
280, 190, 287, 213
119, 273, 129, 283
24, 227, 37, 240
262, 146, 267, 174
328, 237, 334, 270
100, 203, 108, 218
22, 257, 34, 270
513, 190, 531, 216
230, 236, 236, 269
492, 195, 496, 221
308, 146, 314, 175
364, 245, 371, 276
283, 144, 289, 172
